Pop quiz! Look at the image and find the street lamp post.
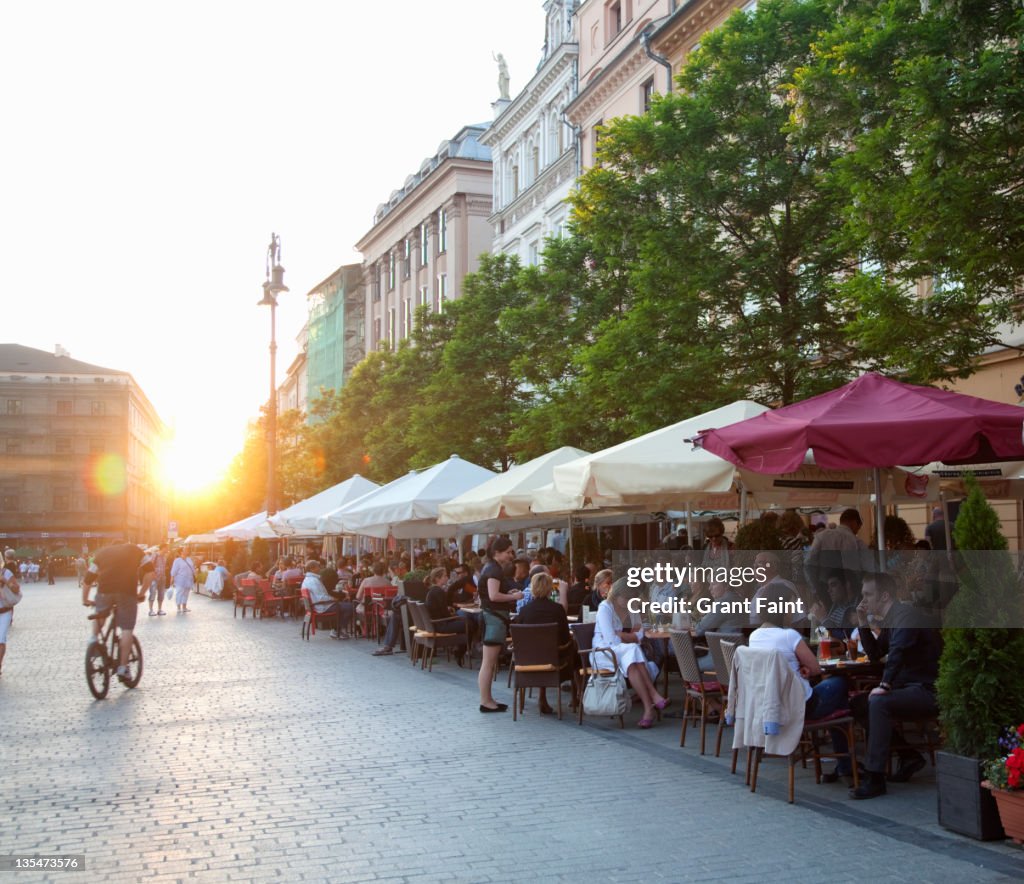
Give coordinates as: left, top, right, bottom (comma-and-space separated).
258, 233, 289, 516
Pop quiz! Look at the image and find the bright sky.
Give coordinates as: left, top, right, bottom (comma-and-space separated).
2, 0, 545, 494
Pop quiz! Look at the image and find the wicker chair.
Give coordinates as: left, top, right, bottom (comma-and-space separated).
670, 629, 723, 755
509, 623, 563, 721
705, 631, 745, 757
571, 622, 625, 729
408, 601, 467, 672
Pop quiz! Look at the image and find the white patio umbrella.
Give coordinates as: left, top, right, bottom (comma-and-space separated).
268, 474, 380, 535
213, 511, 280, 540
438, 446, 590, 525
551, 401, 770, 508
316, 473, 414, 534
331, 455, 498, 539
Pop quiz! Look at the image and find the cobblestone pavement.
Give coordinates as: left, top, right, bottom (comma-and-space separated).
2, 580, 1022, 883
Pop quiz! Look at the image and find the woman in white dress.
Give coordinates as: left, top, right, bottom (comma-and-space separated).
593, 579, 669, 728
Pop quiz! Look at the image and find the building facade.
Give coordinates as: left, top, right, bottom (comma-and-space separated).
481, 0, 580, 264
304, 263, 364, 413
568, 0, 750, 168
356, 125, 494, 352
0, 344, 169, 547
276, 323, 308, 418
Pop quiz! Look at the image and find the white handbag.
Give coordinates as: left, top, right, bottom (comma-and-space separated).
582, 648, 630, 717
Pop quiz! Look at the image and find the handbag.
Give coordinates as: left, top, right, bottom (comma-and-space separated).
582, 648, 630, 717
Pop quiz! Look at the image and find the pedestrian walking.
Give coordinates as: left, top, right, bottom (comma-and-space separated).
148, 544, 169, 616
0, 553, 23, 676
75, 555, 87, 588
46, 556, 56, 585
170, 549, 196, 613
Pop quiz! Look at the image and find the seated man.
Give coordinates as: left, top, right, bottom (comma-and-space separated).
301, 559, 349, 639
810, 571, 856, 638
848, 571, 941, 799
750, 551, 798, 626
694, 581, 747, 672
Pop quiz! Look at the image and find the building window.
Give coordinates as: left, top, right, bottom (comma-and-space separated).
419, 285, 429, 310
1, 494, 18, 511
435, 274, 448, 313
57, 400, 73, 415
641, 77, 655, 113
388, 252, 396, 291
403, 239, 411, 279
6, 439, 20, 455
54, 491, 70, 511
89, 438, 106, 453
420, 224, 429, 266
607, 1, 622, 40
532, 146, 540, 180
592, 120, 605, 162
55, 437, 72, 454
403, 299, 411, 337
388, 308, 396, 349
91, 400, 105, 416
528, 241, 540, 267
512, 165, 520, 198
438, 209, 447, 253
6, 399, 21, 415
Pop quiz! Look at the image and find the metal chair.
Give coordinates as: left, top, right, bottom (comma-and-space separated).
299, 588, 341, 640
234, 578, 259, 619
705, 631, 744, 757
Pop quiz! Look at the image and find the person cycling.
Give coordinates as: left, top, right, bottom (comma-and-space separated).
82, 543, 155, 684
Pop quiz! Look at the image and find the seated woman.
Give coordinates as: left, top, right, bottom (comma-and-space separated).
585, 568, 613, 612
748, 607, 853, 781
423, 566, 469, 666
593, 578, 670, 729
515, 572, 575, 714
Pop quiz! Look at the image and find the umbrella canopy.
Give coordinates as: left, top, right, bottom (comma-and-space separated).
49, 546, 79, 557
438, 446, 590, 525
183, 533, 224, 545
13, 546, 41, 558
695, 373, 1024, 473
331, 455, 498, 539
552, 401, 770, 507
213, 511, 280, 540
268, 474, 380, 535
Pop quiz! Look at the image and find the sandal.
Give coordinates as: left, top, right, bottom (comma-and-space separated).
655, 698, 671, 711
637, 718, 654, 729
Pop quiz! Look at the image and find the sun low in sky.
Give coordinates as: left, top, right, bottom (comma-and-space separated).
154, 425, 239, 497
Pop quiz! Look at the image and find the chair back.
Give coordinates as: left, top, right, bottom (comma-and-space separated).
299, 587, 313, 614
408, 600, 429, 633
669, 629, 704, 685
569, 621, 596, 656
720, 639, 738, 684
257, 578, 271, 595
402, 578, 428, 602
510, 623, 560, 668
706, 631, 743, 689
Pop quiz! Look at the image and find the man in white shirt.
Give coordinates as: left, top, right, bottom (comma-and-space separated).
302, 559, 348, 639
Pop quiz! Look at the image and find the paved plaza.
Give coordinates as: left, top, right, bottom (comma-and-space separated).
2, 580, 1022, 883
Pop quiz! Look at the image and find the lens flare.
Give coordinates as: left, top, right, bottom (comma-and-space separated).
89, 453, 127, 496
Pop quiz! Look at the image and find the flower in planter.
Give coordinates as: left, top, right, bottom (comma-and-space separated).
983, 723, 1024, 792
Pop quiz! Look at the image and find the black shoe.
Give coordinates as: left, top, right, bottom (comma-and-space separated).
889, 752, 926, 783
821, 768, 852, 784
479, 703, 508, 713
850, 777, 887, 800
455, 653, 465, 668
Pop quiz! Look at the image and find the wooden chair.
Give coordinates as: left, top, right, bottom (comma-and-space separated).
731, 645, 860, 804
509, 623, 563, 721
408, 601, 467, 672
234, 578, 259, 619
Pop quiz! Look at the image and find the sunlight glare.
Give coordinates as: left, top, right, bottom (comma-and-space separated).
156, 430, 234, 496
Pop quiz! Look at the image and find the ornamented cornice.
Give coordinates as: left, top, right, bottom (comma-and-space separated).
566, 44, 647, 123
480, 44, 579, 145
489, 149, 576, 228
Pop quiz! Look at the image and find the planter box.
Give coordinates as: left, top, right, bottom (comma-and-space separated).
988, 785, 1024, 845
937, 751, 1005, 841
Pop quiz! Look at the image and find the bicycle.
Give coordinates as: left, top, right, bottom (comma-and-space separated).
85, 603, 143, 699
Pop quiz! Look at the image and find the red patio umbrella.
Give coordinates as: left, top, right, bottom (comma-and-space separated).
695, 372, 1024, 473
693, 372, 1024, 552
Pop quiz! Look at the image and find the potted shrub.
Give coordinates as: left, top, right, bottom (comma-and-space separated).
935, 476, 1024, 840
982, 723, 1024, 844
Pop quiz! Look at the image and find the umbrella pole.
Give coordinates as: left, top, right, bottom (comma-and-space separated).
873, 468, 886, 572
739, 483, 748, 526
686, 504, 694, 550
940, 491, 954, 566
567, 516, 573, 574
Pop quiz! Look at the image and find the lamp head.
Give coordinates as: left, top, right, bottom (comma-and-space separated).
257, 280, 277, 307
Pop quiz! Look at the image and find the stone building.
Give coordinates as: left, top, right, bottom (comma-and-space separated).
356, 125, 493, 351
0, 344, 169, 547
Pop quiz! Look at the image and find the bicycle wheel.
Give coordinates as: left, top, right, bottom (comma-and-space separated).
122, 636, 143, 688
85, 643, 110, 699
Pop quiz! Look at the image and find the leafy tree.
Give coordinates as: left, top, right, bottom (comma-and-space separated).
794, 0, 1022, 376
409, 254, 532, 471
